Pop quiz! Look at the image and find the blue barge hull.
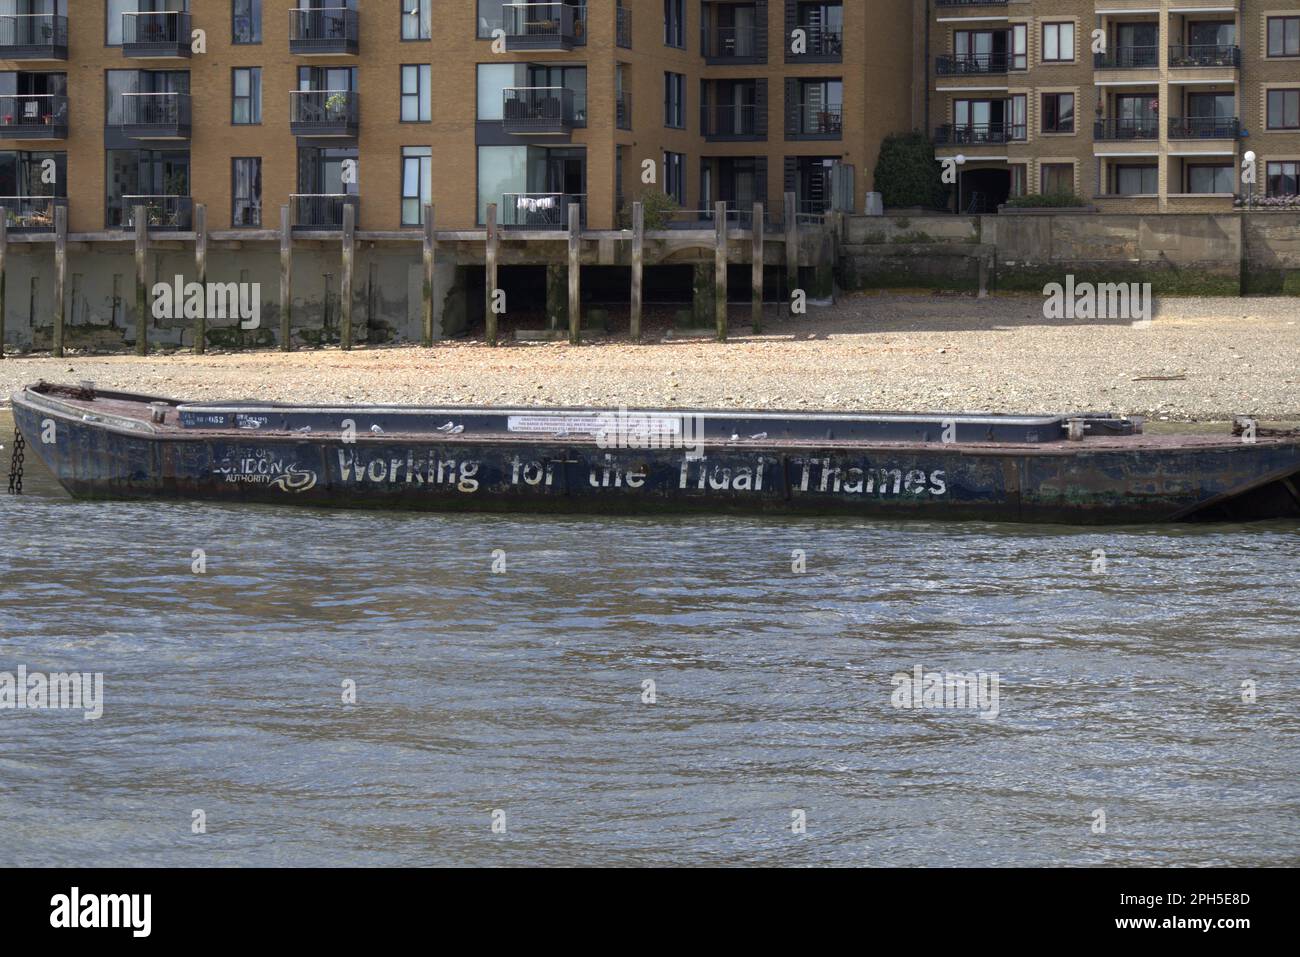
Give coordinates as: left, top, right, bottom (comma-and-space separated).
10, 383, 1300, 525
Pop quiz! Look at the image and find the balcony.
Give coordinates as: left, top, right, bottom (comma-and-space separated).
1168, 116, 1240, 139
502, 87, 578, 135
121, 195, 193, 231
1094, 46, 1158, 69
702, 103, 763, 141
501, 193, 585, 230
0, 14, 68, 59
703, 25, 764, 63
1094, 118, 1159, 141
120, 92, 191, 139
122, 11, 192, 59
1169, 44, 1240, 68
935, 53, 1008, 76
291, 193, 360, 231
934, 123, 1017, 146
290, 90, 359, 137
289, 7, 359, 55
0, 196, 67, 232
787, 24, 842, 62
789, 104, 842, 140
0, 95, 68, 139
503, 3, 586, 51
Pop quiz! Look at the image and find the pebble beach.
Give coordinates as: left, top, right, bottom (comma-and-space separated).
2, 294, 1296, 422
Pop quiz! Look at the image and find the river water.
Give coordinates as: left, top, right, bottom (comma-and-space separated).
0, 409, 1296, 867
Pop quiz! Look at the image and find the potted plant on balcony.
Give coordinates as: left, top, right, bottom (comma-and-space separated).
325, 92, 349, 118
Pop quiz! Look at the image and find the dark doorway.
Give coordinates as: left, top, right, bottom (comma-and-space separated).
959, 167, 1011, 213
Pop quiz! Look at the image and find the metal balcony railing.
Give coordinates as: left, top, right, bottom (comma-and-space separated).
702, 103, 762, 139
1168, 116, 1240, 139
789, 24, 842, 59
503, 3, 587, 50
501, 193, 586, 229
934, 123, 1017, 145
290, 90, 360, 136
792, 104, 843, 136
0, 94, 69, 138
703, 24, 761, 60
1169, 44, 1241, 68
0, 13, 68, 57
617, 6, 632, 48
616, 91, 632, 130
935, 53, 1009, 75
0, 195, 67, 231
121, 195, 194, 230
122, 11, 192, 57
292, 193, 360, 230
502, 86, 580, 134
1094, 45, 1159, 69
289, 7, 359, 54
934, 0, 1008, 6
1094, 117, 1159, 140
120, 92, 192, 138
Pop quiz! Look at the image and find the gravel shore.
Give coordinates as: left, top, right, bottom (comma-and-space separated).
2, 294, 1296, 422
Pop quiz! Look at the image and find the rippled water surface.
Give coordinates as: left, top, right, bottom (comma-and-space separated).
1, 412, 1297, 866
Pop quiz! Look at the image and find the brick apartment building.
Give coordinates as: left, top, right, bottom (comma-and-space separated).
926, 0, 1300, 213
0, 0, 914, 235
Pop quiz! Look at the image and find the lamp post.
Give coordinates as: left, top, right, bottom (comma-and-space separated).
954, 153, 967, 214
1243, 149, 1257, 209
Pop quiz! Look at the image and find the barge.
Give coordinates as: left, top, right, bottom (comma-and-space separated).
10, 381, 1300, 524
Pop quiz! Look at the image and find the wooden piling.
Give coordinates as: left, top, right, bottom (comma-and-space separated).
340, 201, 355, 350
52, 205, 67, 358
0, 213, 6, 359
751, 202, 764, 334
978, 252, 990, 299
714, 201, 728, 341
279, 205, 292, 351
485, 203, 498, 346
193, 203, 206, 354
422, 203, 435, 346
630, 201, 644, 342
784, 191, 798, 296
567, 201, 580, 345
134, 205, 148, 356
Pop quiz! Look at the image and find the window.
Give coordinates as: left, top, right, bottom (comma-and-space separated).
232, 157, 261, 227
403, 0, 432, 40
232, 68, 262, 125
106, 0, 131, 46
1041, 92, 1074, 133
401, 65, 431, 122
664, 0, 685, 48
1010, 23, 1027, 70
477, 0, 508, 38
1040, 163, 1073, 195
1267, 17, 1300, 57
402, 146, 432, 225
1267, 160, 1299, 197
665, 72, 685, 128
1009, 164, 1027, 197
1009, 94, 1027, 140
1187, 165, 1233, 194
1042, 23, 1075, 62
663, 151, 685, 204
1116, 166, 1157, 195
1267, 90, 1300, 130
233, 0, 262, 44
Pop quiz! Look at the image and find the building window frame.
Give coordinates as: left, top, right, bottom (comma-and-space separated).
1041, 92, 1075, 134
1040, 162, 1073, 195
663, 150, 686, 204
1266, 160, 1299, 196
231, 156, 262, 228
1266, 16, 1300, 57
664, 0, 685, 48
1266, 89, 1300, 130
232, 68, 262, 125
1041, 22, 1075, 63
233, 0, 262, 45
1185, 163, 1233, 194
401, 64, 432, 123
665, 72, 685, 128
402, 0, 433, 40
402, 146, 433, 226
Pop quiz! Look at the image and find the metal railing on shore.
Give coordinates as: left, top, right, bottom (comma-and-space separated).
292, 193, 360, 229
501, 193, 586, 229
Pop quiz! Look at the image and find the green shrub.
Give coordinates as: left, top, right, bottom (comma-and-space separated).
872, 132, 948, 210
1002, 192, 1088, 209
618, 190, 682, 230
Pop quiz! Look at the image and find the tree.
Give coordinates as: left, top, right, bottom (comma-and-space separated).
873, 132, 948, 210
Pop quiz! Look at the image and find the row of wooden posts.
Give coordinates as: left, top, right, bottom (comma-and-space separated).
0, 196, 802, 359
